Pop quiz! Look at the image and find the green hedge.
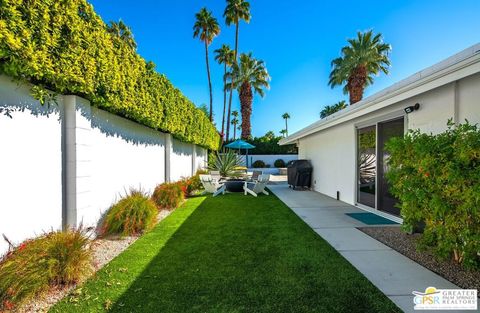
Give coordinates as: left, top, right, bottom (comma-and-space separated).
0, 0, 219, 150
386, 121, 480, 269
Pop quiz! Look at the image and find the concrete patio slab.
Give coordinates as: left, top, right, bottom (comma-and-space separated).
268, 185, 477, 313
293, 207, 367, 228
339, 249, 458, 295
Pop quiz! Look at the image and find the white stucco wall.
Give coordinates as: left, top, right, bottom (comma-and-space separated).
0, 76, 63, 253
76, 103, 168, 228
195, 145, 207, 171
243, 154, 298, 167
297, 73, 480, 206
170, 138, 193, 182
0, 77, 208, 255
458, 73, 480, 124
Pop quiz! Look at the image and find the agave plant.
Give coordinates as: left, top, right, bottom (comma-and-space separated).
208, 150, 242, 177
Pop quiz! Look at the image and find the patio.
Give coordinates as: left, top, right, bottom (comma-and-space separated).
268, 184, 462, 313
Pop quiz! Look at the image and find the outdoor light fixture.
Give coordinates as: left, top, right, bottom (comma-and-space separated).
404, 102, 420, 114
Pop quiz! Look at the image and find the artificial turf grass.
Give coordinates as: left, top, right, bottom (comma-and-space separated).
50, 193, 401, 313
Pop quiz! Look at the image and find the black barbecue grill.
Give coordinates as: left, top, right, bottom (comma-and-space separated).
287, 160, 312, 189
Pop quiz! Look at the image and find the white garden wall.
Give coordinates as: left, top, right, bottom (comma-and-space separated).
239, 154, 298, 167
0, 76, 63, 254
0, 75, 208, 255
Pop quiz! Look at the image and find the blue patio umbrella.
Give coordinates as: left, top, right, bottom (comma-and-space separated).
224, 139, 256, 167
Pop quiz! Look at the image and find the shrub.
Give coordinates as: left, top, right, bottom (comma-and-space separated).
252, 160, 266, 168
102, 190, 158, 236
152, 183, 184, 210
274, 159, 286, 167
0, 228, 92, 309
0, 0, 219, 150
186, 170, 208, 195
386, 121, 480, 268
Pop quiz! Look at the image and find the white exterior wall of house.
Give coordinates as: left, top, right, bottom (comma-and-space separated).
0, 75, 208, 254
281, 45, 480, 214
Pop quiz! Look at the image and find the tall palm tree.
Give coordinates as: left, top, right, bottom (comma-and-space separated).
223, 0, 251, 141
227, 53, 270, 139
230, 110, 239, 140
214, 44, 235, 139
193, 8, 220, 122
282, 113, 290, 136
329, 30, 391, 105
231, 117, 239, 140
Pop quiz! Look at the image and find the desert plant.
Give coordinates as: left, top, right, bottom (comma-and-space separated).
0, 228, 92, 309
386, 120, 480, 269
152, 183, 184, 210
208, 150, 242, 177
252, 160, 266, 168
102, 190, 158, 236
274, 159, 286, 168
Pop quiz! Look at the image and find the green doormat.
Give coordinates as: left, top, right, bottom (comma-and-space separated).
346, 212, 398, 225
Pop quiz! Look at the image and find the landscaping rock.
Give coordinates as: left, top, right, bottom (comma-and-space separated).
359, 226, 480, 292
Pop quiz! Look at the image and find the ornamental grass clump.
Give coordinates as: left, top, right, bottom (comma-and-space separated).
152, 183, 184, 210
179, 170, 208, 197
0, 228, 92, 310
386, 120, 480, 269
102, 189, 158, 236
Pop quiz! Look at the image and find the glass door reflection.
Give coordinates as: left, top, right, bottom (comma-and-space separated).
357, 126, 376, 208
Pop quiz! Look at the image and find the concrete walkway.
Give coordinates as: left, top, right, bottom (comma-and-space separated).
269, 184, 475, 313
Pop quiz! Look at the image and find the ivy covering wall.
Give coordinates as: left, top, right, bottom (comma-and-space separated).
0, 0, 220, 150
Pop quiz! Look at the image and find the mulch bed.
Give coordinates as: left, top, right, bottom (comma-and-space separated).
358, 226, 480, 291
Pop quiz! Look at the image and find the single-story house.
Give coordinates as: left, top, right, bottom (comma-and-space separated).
279, 43, 480, 222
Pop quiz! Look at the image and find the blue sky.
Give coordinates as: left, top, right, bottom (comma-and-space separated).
89, 0, 479, 137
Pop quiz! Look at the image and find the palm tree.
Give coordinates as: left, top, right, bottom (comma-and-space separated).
320, 100, 347, 119
193, 8, 220, 122
328, 30, 391, 105
279, 129, 287, 137
214, 44, 235, 139
230, 110, 239, 140
227, 53, 270, 139
224, 0, 251, 141
282, 113, 290, 136
231, 117, 239, 140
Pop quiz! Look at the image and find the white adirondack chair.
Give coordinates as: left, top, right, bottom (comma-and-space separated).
243, 174, 270, 197
200, 174, 225, 197
209, 170, 221, 183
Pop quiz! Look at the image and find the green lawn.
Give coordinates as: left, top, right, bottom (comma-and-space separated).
51, 192, 400, 313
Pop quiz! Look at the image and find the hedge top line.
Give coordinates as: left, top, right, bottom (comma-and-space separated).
0, 0, 220, 150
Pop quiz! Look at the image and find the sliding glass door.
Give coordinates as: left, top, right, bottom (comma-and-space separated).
377, 118, 404, 216
357, 126, 376, 208
357, 118, 404, 215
